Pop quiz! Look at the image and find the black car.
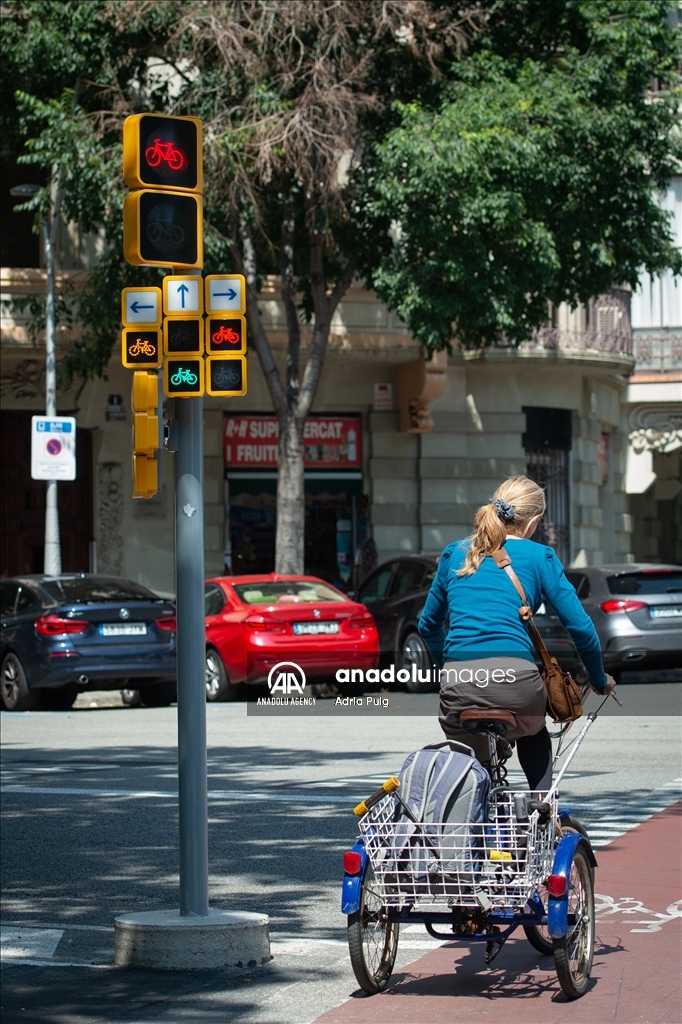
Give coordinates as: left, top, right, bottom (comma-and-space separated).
0, 574, 177, 711
354, 556, 588, 692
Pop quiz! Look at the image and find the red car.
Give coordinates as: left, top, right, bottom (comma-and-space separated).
204, 574, 379, 700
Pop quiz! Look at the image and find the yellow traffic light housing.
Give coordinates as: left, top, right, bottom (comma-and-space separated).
133, 453, 159, 498
206, 355, 248, 397
123, 114, 202, 193
205, 316, 246, 355
131, 371, 161, 497
121, 328, 162, 369
123, 190, 203, 269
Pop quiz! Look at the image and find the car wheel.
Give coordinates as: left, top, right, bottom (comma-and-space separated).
121, 688, 142, 707
40, 687, 78, 711
138, 682, 177, 707
401, 632, 437, 693
1, 653, 40, 711
206, 648, 240, 702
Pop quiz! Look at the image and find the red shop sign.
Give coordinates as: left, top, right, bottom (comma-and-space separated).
224, 415, 362, 469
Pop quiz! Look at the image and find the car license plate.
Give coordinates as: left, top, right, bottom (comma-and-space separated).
650, 606, 682, 619
100, 623, 147, 636
293, 622, 340, 635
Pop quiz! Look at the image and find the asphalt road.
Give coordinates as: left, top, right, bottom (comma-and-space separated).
1, 683, 680, 1024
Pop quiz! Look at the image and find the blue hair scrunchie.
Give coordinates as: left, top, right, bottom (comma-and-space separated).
492, 498, 515, 522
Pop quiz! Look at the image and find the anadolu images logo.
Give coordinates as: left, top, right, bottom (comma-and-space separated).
267, 661, 306, 695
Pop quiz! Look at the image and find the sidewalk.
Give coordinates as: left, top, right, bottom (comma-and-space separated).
315, 801, 682, 1024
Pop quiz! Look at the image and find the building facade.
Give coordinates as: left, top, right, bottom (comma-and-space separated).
3, 264, 649, 593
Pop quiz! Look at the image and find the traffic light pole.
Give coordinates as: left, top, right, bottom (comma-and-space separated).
115, 115, 269, 967
174, 271, 208, 916
175, 392, 208, 916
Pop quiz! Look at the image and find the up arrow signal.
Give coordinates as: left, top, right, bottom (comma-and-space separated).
214, 288, 237, 300
177, 284, 189, 308
130, 301, 154, 314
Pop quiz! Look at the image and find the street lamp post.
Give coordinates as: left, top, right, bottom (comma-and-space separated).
10, 182, 64, 575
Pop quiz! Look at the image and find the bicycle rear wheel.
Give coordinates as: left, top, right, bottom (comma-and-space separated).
524, 821, 588, 955
347, 864, 399, 994
553, 846, 595, 999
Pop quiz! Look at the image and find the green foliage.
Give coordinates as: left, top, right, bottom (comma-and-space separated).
3, 0, 681, 377
14, 89, 121, 233
354, 1, 682, 350
61, 245, 166, 386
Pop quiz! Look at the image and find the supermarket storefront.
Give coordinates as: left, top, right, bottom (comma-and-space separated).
223, 414, 369, 585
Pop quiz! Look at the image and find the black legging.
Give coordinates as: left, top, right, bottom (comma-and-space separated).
517, 726, 553, 792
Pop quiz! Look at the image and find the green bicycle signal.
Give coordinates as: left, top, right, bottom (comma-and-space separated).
171, 367, 198, 386
164, 357, 204, 397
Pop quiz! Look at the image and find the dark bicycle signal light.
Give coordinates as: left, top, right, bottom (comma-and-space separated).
163, 317, 204, 355
124, 190, 203, 268
206, 355, 247, 397
123, 114, 202, 193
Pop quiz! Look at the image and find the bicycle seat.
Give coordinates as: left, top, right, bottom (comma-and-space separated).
459, 708, 517, 735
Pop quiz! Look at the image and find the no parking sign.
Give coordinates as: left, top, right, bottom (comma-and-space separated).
31, 416, 77, 481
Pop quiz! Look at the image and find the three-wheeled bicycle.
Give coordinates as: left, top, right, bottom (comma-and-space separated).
342, 697, 615, 1001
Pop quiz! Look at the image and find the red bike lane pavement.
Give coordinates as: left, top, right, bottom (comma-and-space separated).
315, 801, 682, 1024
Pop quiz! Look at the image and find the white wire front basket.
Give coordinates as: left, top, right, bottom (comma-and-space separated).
358, 791, 557, 910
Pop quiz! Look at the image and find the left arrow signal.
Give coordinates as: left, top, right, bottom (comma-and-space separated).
130, 301, 154, 313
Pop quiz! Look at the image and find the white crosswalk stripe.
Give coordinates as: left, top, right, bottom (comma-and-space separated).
567, 777, 682, 848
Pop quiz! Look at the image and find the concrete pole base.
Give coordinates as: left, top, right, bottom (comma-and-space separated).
114, 909, 270, 970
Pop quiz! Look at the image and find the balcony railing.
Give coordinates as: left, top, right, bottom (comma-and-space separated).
492, 288, 633, 357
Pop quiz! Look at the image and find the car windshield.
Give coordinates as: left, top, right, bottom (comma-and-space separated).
607, 571, 682, 596
41, 577, 162, 604
232, 581, 347, 605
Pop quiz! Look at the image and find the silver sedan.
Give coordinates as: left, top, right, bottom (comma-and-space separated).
565, 564, 682, 682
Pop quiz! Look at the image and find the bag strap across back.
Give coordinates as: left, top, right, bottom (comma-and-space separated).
491, 548, 555, 675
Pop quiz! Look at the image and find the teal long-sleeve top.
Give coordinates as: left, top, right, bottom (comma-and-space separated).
418, 538, 607, 692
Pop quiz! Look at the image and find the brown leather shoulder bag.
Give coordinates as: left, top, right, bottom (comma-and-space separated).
492, 548, 583, 724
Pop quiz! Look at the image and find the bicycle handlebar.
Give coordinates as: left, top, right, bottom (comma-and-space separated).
354, 776, 400, 817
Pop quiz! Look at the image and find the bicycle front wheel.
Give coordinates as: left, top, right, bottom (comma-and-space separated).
347, 864, 399, 994
553, 846, 595, 999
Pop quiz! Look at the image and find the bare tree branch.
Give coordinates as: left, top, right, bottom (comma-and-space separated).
281, 189, 300, 404
238, 213, 287, 416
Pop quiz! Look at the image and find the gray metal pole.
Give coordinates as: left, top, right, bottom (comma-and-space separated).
175, 392, 209, 916
42, 217, 61, 576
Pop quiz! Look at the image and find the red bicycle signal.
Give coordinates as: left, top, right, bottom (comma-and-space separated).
145, 138, 187, 172
212, 325, 240, 346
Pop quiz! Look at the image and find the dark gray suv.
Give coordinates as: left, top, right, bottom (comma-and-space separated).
566, 564, 682, 682
356, 555, 589, 693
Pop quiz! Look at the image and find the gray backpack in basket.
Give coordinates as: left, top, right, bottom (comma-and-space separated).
390, 741, 490, 890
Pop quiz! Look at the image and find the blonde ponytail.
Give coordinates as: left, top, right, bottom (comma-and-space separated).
457, 475, 546, 576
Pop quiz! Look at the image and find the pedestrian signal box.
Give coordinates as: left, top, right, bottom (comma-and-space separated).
164, 318, 203, 355
123, 114, 202, 193
131, 371, 161, 498
206, 316, 246, 354
206, 355, 247, 397
122, 329, 162, 369
123, 190, 203, 268
164, 357, 204, 398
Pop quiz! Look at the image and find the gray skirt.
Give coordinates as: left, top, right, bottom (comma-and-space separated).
439, 657, 547, 761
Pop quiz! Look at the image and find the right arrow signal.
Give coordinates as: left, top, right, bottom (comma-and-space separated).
205, 275, 246, 314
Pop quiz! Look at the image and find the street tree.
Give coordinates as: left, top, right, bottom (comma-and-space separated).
5, 1, 681, 575
133, 0, 483, 573
4, 0, 483, 574
353, 0, 682, 351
